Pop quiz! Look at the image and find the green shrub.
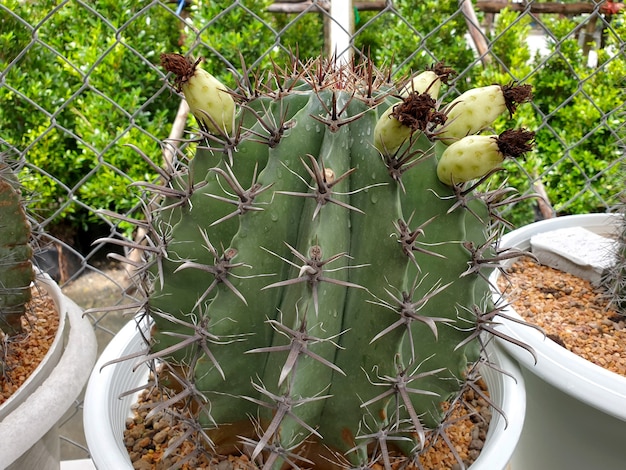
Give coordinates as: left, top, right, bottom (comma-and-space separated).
1, 2, 623, 239
476, 9, 625, 227
353, 0, 477, 80
0, 0, 181, 237
181, 0, 324, 85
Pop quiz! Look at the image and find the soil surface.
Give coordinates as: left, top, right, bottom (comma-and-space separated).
1, 284, 59, 404
124, 379, 492, 470
498, 258, 626, 377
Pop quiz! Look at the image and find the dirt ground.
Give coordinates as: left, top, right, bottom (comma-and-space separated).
59, 262, 138, 461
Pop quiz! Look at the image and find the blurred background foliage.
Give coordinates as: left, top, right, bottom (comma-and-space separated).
1, 0, 624, 246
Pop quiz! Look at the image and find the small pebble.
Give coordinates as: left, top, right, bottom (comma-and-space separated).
132, 460, 152, 470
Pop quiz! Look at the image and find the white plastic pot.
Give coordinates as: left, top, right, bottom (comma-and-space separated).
84, 317, 525, 470
0, 271, 97, 470
492, 213, 626, 470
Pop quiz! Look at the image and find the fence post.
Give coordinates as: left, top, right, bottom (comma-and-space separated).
328, 0, 353, 64
459, 0, 491, 66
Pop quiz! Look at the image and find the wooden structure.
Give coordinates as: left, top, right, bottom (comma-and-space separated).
268, 1, 615, 15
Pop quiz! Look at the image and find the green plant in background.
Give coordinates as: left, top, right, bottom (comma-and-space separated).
2, 1, 623, 249
0, 154, 33, 341
181, 0, 324, 87
478, 9, 626, 227
0, 0, 324, 243
0, 0, 182, 240
102, 52, 534, 468
353, 0, 477, 79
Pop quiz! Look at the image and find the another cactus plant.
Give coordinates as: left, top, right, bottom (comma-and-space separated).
104, 53, 535, 468
601, 145, 626, 316
0, 155, 34, 339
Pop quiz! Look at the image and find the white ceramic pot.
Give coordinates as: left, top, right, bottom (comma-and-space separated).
84, 317, 525, 470
492, 213, 626, 470
0, 272, 97, 470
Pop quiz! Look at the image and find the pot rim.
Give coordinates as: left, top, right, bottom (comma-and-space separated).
491, 213, 626, 422
0, 270, 97, 465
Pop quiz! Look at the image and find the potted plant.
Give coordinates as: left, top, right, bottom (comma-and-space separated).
85, 313, 526, 469
0, 154, 97, 469
85, 53, 534, 469
491, 212, 626, 470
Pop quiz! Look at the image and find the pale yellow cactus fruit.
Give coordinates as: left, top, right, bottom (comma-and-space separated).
373, 105, 413, 155
161, 53, 235, 135
438, 84, 532, 145
399, 70, 442, 99
437, 135, 502, 185
437, 129, 535, 186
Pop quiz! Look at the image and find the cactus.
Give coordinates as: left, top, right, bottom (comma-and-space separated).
105, 53, 534, 468
601, 147, 626, 316
0, 155, 34, 339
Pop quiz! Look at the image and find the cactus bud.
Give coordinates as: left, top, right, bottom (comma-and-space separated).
161, 53, 235, 135
399, 63, 456, 99
437, 129, 535, 185
438, 84, 532, 144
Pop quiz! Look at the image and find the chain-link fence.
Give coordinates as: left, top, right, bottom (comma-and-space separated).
1, 0, 625, 463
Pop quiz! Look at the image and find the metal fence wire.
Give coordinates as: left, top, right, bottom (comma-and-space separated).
0, 0, 625, 462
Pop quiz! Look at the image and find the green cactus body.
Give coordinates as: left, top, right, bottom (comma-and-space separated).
0, 162, 33, 337
317, 100, 413, 463
125, 56, 534, 467
148, 93, 320, 340
399, 149, 481, 420
256, 114, 354, 460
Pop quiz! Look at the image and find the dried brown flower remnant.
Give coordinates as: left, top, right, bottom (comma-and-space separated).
392, 92, 447, 132
496, 129, 536, 159
501, 83, 533, 116
430, 62, 457, 85
160, 53, 200, 92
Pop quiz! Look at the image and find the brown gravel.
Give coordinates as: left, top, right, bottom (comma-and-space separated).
499, 258, 626, 377
124, 379, 492, 470
1, 284, 59, 403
